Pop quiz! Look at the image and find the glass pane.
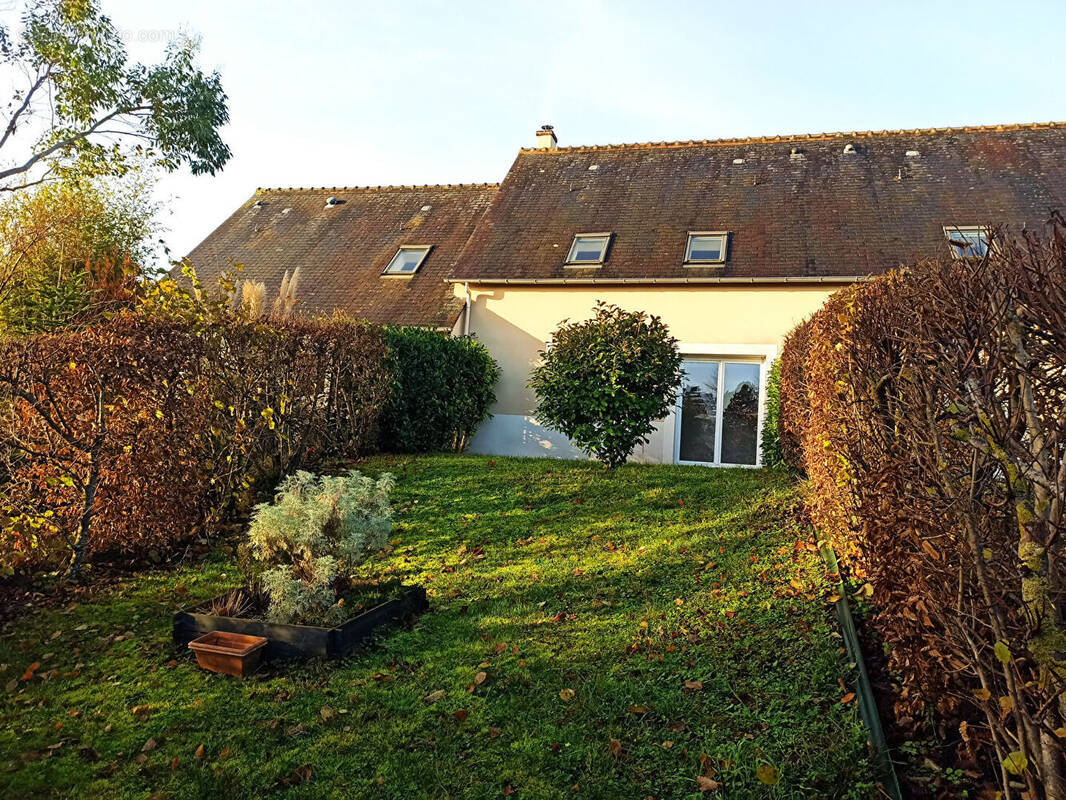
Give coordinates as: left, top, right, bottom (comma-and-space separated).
570, 237, 607, 262
678, 361, 718, 463
947, 229, 987, 257
387, 248, 427, 273
721, 363, 760, 465
688, 235, 723, 261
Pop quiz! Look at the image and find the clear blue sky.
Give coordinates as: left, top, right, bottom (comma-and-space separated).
92, 0, 1066, 261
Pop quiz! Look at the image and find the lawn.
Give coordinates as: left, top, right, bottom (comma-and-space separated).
0, 455, 875, 799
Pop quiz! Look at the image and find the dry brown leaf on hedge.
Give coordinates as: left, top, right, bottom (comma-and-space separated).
972, 687, 991, 702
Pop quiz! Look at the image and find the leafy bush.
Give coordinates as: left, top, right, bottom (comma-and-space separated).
0, 177, 158, 334
530, 302, 683, 468
0, 298, 389, 579
780, 217, 1066, 795
760, 358, 783, 468
248, 470, 395, 625
379, 327, 500, 452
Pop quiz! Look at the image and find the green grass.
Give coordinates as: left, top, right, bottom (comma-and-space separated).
0, 455, 875, 799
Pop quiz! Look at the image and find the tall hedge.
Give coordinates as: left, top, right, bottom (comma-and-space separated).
0, 312, 389, 577
379, 327, 500, 453
779, 218, 1066, 796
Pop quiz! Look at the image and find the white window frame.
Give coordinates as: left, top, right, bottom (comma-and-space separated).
564, 233, 612, 266
943, 225, 990, 259
684, 231, 730, 265
670, 344, 775, 468
383, 245, 432, 277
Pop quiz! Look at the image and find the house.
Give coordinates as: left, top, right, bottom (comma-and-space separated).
187, 121, 1066, 467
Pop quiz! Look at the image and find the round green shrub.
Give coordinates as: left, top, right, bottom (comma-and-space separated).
529, 302, 683, 468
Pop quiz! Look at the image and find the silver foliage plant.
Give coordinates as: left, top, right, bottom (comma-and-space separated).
247, 469, 396, 624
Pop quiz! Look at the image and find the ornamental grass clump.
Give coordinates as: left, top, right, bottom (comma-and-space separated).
247, 470, 395, 625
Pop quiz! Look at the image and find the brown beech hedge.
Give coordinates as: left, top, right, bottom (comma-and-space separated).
780, 215, 1066, 797
0, 312, 389, 578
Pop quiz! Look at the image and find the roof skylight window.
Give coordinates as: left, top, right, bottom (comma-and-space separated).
383, 245, 432, 276
565, 234, 611, 265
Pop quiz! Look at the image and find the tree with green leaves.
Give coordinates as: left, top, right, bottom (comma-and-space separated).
0, 175, 159, 333
0, 0, 230, 191
530, 302, 684, 468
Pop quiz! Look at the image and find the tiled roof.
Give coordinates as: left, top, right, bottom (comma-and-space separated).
184, 183, 497, 328
449, 123, 1066, 282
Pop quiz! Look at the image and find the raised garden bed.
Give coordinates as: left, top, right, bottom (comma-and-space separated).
173, 584, 428, 659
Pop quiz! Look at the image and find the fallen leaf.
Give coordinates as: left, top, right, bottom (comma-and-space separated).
474, 671, 487, 686
20, 662, 40, 681
609, 738, 622, 758
559, 688, 575, 702
319, 705, 336, 722
423, 690, 446, 704
194, 744, 205, 759
756, 764, 780, 785
683, 680, 703, 691
454, 709, 468, 722
840, 692, 856, 704
170, 757, 180, 770
488, 726, 501, 738
141, 738, 157, 753
1003, 750, 1028, 775
493, 642, 507, 654
628, 705, 647, 714
218, 747, 231, 760
697, 775, 721, 792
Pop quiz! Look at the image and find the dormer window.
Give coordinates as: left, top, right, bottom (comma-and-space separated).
565, 234, 611, 265
684, 232, 729, 265
383, 245, 431, 276
944, 226, 990, 258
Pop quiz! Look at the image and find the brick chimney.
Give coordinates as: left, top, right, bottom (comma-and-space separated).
535, 124, 557, 149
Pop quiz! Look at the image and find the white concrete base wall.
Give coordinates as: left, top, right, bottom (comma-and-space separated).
467, 411, 679, 464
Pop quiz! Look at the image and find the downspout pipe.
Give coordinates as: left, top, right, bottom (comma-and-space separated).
464, 281, 471, 336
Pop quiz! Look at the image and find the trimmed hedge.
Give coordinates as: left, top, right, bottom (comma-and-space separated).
779, 218, 1066, 794
0, 312, 390, 577
379, 327, 499, 453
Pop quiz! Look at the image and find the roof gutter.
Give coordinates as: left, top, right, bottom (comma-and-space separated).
444, 275, 868, 286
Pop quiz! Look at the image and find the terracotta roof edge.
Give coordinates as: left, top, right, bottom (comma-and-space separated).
517, 121, 1066, 154
444, 276, 870, 286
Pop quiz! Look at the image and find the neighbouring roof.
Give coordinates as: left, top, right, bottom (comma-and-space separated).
448, 122, 1066, 282
184, 183, 497, 328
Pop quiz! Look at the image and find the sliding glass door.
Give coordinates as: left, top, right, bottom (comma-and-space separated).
676, 360, 761, 466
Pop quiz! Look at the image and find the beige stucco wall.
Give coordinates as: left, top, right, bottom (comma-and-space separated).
453, 283, 843, 463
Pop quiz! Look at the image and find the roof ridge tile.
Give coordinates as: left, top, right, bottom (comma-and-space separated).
254, 182, 500, 193
519, 121, 1065, 154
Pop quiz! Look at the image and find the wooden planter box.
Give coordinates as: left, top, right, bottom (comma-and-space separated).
173, 585, 428, 660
